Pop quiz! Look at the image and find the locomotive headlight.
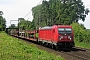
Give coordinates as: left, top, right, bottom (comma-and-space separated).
59, 36, 63, 40
68, 36, 72, 40
60, 36, 63, 38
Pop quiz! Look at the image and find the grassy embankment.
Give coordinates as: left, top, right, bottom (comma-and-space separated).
0, 31, 64, 60
75, 41, 90, 49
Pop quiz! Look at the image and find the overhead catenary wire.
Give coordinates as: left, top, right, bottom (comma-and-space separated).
24, 10, 31, 18
24, 0, 43, 18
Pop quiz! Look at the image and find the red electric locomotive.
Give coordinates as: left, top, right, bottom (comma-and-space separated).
6, 25, 75, 50
38, 25, 75, 49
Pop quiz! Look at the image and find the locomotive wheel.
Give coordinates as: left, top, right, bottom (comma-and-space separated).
52, 45, 58, 50
48, 43, 51, 48
55, 45, 58, 50
51, 44, 54, 49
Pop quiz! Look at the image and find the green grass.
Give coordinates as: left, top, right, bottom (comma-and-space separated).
75, 40, 90, 49
0, 32, 64, 60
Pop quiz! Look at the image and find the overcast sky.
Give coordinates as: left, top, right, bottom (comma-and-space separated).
0, 0, 90, 29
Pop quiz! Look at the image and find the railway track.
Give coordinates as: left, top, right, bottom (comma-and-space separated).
13, 36, 90, 60
61, 48, 90, 60
38, 45, 90, 60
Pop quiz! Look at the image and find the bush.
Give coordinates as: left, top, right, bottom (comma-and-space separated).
71, 23, 90, 43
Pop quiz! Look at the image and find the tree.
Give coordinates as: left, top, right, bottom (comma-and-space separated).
71, 23, 90, 43
0, 11, 6, 31
0, 11, 4, 16
32, 4, 47, 29
32, 0, 89, 27
18, 18, 35, 30
85, 8, 90, 15
9, 24, 16, 28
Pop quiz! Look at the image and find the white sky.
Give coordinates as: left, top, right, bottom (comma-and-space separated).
0, 0, 90, 29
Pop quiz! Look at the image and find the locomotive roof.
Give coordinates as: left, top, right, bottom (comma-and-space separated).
39, 25, 72, 30
39, 26, 52, 30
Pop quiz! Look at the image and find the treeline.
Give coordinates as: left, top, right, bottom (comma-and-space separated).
31, 0, 90, 44
32, 0, 89, 28
0, 0, 89, 46
8, 0, 90, 44
10, 0, 89, 30
0, 11, 6, 31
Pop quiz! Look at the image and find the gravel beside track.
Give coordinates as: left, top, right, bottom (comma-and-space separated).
37, 45, 90, 60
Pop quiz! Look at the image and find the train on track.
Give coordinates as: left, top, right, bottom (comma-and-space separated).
6, 25, 75, 50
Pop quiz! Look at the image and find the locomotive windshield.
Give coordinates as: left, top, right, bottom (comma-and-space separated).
58, 28, 72, 34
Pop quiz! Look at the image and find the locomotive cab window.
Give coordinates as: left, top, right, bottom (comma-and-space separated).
58, 28, 65, 34
58, 28, 72, 34
65, 28, 72, 34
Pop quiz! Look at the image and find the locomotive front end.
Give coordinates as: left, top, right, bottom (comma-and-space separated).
57, 26, 75, 48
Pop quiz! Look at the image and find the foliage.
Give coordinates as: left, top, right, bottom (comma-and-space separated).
0, 11, 4, 16
9, 24, 16, 28
32, 4, 46, 29
18, 18, 35, 30
32, 0, 89, 29
0, 11, 6, 31
0, 32, 64, 60
71, 23, 90, 43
